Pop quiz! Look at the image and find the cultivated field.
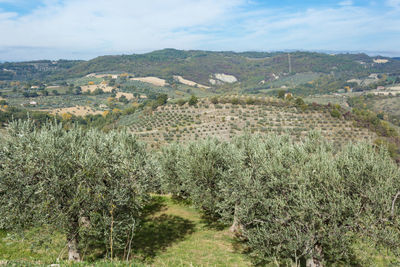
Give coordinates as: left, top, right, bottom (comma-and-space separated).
49, 105, 103, 116
131, 77, 167, 87
118, 98, 375, 147
81, 83, 114, 93
174, 75, 210, 89
116, 92, 135, 100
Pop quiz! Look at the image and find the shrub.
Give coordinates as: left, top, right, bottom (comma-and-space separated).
188, 95, 198, 106
330, 108, 342, 118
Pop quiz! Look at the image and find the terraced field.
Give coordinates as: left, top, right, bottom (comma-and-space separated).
118, 97, 376, 147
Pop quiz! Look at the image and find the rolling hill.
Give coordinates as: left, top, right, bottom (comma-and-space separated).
2, 49, 400, 96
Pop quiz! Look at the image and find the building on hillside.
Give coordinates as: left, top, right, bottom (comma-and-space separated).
377, 86, 385, 90
369, 73, 379, 79
29, 101, 37, 106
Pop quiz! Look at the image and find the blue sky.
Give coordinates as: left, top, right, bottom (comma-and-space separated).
1, 0, 400, 61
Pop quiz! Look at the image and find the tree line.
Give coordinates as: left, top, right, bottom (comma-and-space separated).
0, 120, 399, 265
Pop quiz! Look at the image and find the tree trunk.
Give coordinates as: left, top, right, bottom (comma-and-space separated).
230, 203, 242, 234
306, 245, 323, 267
67, 235, 81, 261
306, 258, 323, 267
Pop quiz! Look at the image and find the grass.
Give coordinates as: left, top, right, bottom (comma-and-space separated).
149, 196, 251, 266
0, 195, 251, 266
0, 227, 65, 264
1, 197, 399, 266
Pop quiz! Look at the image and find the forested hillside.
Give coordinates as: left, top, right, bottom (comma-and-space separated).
2, 49, 400, 87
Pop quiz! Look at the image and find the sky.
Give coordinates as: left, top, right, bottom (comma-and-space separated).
0, 0, 400, 61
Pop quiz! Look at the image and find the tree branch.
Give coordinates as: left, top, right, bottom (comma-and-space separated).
391, 191, 400, 218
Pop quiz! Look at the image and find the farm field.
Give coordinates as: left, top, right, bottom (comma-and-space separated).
48, 105, 103, 116
118, 97, 375, 147
131, 77, 167, 87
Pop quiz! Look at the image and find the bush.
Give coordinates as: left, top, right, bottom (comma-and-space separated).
188, 95, 198, 106
330, 108, 341, 118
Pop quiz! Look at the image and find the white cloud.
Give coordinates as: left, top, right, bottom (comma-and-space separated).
0, 0, 244, 60
0, 0, 400, 60
204, 4, 400, 55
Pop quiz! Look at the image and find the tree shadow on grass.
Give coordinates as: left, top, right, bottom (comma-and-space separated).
199, 213, 227, 231
129, 195, 195, 261
141, 195, 168, 217
131, 214, 195, 261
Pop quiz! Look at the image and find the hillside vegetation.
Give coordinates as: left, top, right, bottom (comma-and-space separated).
119, 96, 375, 148
2, 49, 400, 95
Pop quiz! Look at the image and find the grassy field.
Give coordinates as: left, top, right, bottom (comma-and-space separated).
0, 195, 251, 266
1, 196, 398, 266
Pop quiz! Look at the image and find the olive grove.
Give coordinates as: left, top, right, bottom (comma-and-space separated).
159, 133, 400, 265
1, 119, 399, 265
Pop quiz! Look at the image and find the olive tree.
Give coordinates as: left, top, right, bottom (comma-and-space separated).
335, 142, 400, 255
178, 138, 239, 219
221, 133, 400, 265
158, 143, 188, 199
0, 120, 151, 261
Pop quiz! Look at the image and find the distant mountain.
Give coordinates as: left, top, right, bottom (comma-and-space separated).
0, 60, 83, 81
1, 49, 400, 94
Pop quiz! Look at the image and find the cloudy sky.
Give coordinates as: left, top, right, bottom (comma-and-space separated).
0, 0, 400, 61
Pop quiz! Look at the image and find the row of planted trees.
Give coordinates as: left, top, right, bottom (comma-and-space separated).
158, 132, 400, 265
0, 120, 400, 265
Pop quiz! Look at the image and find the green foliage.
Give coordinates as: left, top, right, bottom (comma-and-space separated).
226, 133, 400, 265
277, 90, 286, 99
188, 95, 198, 106
210, 96, 219, 104
158, 143, 187, 199
0, 106, 55, 127
330, 108, 341, 118
158, 133, 400, 265
150, 93, 169, 109
294, 97, 305, 106
178, 138, 238, 219
0, 120, 152, 260
176, 98, 187, 106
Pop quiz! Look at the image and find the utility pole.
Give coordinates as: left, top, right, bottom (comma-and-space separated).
288, 53, 292, 74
